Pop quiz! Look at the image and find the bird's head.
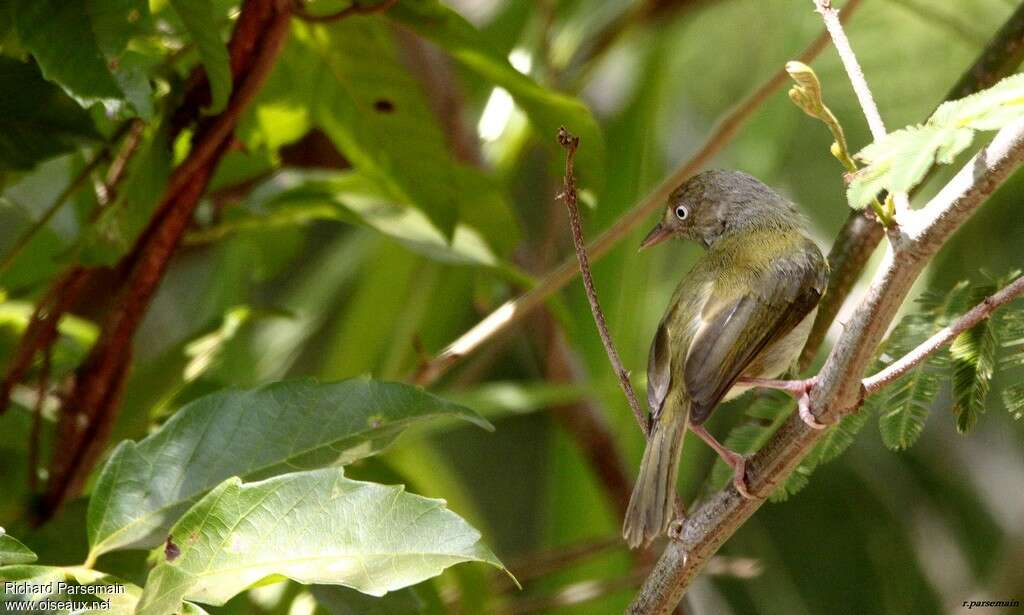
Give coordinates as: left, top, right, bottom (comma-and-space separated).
640, 169, 800, 250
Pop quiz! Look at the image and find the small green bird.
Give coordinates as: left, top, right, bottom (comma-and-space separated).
623, 170, 828, 548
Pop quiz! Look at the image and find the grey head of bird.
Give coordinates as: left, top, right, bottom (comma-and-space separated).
640, 169, 804, 250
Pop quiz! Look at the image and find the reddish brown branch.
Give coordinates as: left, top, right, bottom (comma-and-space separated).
34, 0, 293, 522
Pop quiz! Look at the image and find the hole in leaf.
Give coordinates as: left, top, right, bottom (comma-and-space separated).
374, 99, 395, 113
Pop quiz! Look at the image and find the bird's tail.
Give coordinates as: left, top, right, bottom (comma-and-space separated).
623, 409, 688, 548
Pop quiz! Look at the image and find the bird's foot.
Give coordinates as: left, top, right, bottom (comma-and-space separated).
738, 375, 829, 429
690, 424, 755, 499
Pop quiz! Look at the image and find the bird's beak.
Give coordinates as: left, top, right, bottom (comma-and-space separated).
639, 223, 671, 251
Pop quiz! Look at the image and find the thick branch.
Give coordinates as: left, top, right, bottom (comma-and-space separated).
629, 118, 1024, 614
413, 0, 863, 386
556, 127, 647, 435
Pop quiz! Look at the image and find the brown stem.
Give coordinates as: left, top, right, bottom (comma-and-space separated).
413, 1, 861, 386
34, 0, 293, 523
556, 127, 647, 436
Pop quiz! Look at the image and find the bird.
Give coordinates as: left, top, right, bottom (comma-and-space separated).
622, 169, 829, 549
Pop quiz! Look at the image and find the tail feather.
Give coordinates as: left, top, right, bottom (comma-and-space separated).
622, 412, 688, 548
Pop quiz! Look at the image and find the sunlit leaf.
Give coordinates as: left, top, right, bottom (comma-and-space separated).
135, 468, 509, 615
87, 378, 491, 560
0, 531, 36, 565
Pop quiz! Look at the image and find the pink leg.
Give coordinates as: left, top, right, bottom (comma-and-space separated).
737, 376, 828, 430
690, 424, 754, 499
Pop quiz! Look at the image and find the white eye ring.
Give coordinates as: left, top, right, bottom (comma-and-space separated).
674, 205, 688, 220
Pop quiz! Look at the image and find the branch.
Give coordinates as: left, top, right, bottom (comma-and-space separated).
556, 127, 648, 436
863, 274, 1024, 394
35, 0, 293, 522
815, 0, 886, 141
292, 0, 397, 22
413, 0, 863, 386
628, 117, 1024, 614
798, 0, 1024, 369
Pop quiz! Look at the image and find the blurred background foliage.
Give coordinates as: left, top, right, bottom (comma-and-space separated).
2, 0, 1024, 613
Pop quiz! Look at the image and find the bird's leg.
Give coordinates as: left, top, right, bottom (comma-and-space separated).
737, 376, 828, 429
690, 424, 754, 499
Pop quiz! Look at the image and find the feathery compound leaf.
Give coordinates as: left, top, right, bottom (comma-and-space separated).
1003, 383, 1024, 421
950, 285, 1000, 433
847, 72, 1024, 209
771, 408, 872, 502
874, 313, 947, 450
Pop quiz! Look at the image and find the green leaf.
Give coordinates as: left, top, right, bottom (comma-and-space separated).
312, 584, 436, 615
135, 468, 509, 615
389, 0, 605, 191
874, 314, 946, 450
771, 409, 870, 502
246, 20, 469, 238
12, 0, 152, 116
0, 531, 36, 565
950, 287, 1000, 433
848, 72, 1024, 209
0, 566, 141, 612
251, 170, 519, 269
930, 73, 1024, 131
0, 58, 100, 171
1002, 382, 1024, 421
86, 378, 490, 560
168, 0, 232, 113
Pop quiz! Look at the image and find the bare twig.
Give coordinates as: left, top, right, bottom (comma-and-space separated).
799, 0, 1024, 370
413, 1, 863, 386
815, 0, 886, 140
628, 117, 1024, 614
863, 273, 1024, 394
292, 0, 397, 22
556, 127, 648, 435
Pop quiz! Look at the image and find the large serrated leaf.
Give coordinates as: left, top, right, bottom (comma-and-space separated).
12, 0, 152, 116
135, 468, 508, 615
86, 378, 490, 560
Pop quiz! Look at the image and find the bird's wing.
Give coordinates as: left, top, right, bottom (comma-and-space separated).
646, 318, 672, 421
684, 249, 826, 424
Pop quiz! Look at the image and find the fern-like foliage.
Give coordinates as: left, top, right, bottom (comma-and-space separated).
950, 281, 1003, 433
874, 314, 948, 450
771, 406, 872, 501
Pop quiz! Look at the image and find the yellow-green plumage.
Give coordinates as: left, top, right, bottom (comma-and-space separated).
623, 170, 828, 548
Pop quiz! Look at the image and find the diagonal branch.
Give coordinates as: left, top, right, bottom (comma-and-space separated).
413, 0, 864, 386
629, 117, 1024, 614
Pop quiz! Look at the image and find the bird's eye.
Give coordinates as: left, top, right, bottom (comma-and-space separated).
674, 205, 688, 221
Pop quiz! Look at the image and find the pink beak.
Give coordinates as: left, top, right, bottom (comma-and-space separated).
640, 223, 672, 250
